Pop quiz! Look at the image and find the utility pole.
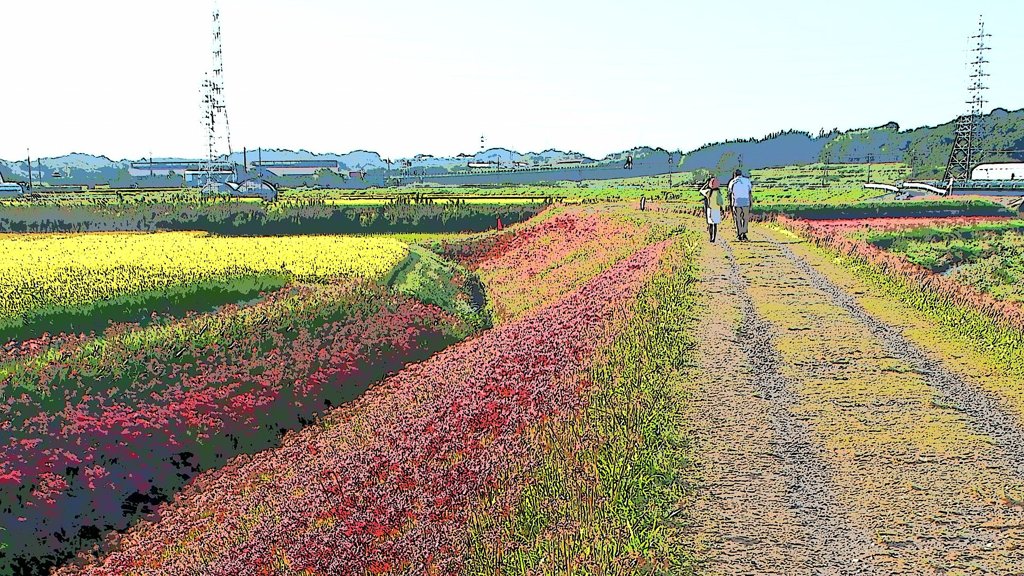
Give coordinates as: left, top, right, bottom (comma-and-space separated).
866, 153, 874, 182
26, 149, 32, 190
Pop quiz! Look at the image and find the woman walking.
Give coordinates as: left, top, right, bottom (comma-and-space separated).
699, 174, 723, 242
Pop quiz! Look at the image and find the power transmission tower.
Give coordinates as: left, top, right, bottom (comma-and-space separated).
201, 3, 233, 194
943, 16, 990, 186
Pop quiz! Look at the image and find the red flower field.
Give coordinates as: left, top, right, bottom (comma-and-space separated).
441, 212, 655, 322
56, 230, 671, 575
0, 281, 466, 570
786, 215, 1012, 235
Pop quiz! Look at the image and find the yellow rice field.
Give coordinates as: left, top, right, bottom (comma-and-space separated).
0, 232, 408, 322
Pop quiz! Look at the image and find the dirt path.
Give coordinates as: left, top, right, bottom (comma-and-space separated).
775, 235, 1024, 476
684, 222, 1024, 575
683, 237, 876, 575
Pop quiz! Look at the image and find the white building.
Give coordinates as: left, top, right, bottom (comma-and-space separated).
220, 179, 278, 201
0, 173, 23, 198
971, 163, 1024, 181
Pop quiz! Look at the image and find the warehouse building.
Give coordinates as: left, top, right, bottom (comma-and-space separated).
129, 160, 240, 185
972, 163, 1024, 181
128, 160, 205, 177
250, 159, 340, 177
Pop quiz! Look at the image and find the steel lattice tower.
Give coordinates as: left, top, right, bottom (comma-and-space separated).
943, 16, 990, 186
201, 3, 233, 193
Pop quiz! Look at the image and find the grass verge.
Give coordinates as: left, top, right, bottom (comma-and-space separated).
464, 232, 701, 575
388, 245, 491, 332
773, 224, 1024, 381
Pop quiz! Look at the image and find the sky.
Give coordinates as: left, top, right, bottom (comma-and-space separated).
1, 0, 1022, 161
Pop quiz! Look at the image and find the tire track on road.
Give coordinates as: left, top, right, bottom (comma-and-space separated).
684, 237, 877, 575
731, 227, 1024, 574
775, 238, 1024, 477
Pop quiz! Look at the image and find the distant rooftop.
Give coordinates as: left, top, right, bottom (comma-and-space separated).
130, 160, 237, 170
251, 159, 339, 168
131, 160, 205, 170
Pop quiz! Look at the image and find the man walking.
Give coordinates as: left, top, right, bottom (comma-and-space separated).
728, 169, 754, 241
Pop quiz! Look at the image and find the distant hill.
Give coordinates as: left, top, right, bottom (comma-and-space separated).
3, 108, 1023, 186
224, 149, 385, 170
683, 108, 1024, 179
46, 153, 117, 170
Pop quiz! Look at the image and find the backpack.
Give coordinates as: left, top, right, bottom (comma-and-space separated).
702, 187, 723, 208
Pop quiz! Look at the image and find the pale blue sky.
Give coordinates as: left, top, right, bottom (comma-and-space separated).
1, 0, 1021, 161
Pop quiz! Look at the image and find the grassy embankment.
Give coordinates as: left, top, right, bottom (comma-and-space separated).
466, 231, 701, 574
864, 220, 1024, 302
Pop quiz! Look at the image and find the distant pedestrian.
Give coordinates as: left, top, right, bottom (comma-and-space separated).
728, 169, 754, 241
699, 175, 723, 242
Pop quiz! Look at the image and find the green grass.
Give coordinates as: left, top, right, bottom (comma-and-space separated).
364, 232, 475, 245
278, 190, 553, 205
812, 246, 1024, 380
865, 220, 1024, 302
0, 273, 290, 343
750, 186, 889, 204
0, 198, 546, 235
386, 163, 913, 205
866, 219, 1024, 247
387, 245, 491, 332
704, 162, 913, 205
465, 233, 700, 575
752, 198, 1011, 218
752, 162, 910, 188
